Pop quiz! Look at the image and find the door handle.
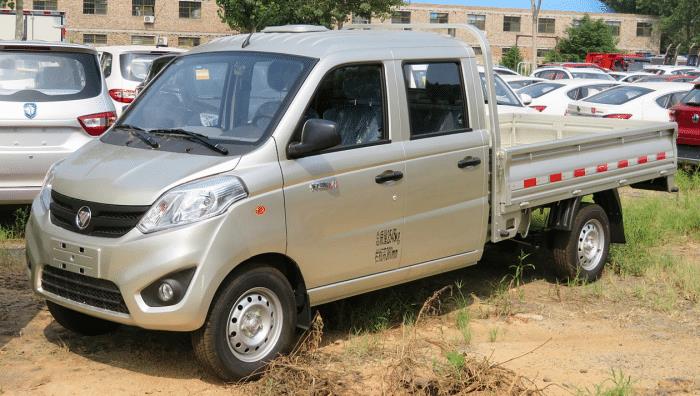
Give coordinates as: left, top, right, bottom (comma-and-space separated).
375, 170, 404, 184
458, 156, 481, 169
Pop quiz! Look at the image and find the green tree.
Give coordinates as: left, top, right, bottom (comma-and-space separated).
501, 46, 523, 71
216, 0, 404, 32
549, 15, 618, 62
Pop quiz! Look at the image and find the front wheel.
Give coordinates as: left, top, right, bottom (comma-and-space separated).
192, 266, 297, 381
551, 204, 611, 282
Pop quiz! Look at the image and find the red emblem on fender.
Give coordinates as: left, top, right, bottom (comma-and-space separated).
255, 205, 266, 216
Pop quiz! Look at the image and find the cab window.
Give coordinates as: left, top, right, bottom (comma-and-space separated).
403, 61, 468, 138
302, 64, 386, 148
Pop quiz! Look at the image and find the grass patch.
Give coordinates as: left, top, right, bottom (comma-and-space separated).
0, 207, 29, 241
577, 369, 634, 396
455, 309, 471, 344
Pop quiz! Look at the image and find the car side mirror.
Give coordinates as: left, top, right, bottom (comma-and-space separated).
520, 93, 533, 106
287, 119, 341, 158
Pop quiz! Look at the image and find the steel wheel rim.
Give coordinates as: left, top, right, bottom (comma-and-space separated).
226, 287, 283, 363
577, 219, 605, 271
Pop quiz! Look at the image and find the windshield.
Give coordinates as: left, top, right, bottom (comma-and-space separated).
113, 51, 314, 154
518, 82, 564, 99
120, 52, 171, 82
508, 79, 540, 90
480, 73, 521, 106
584, 86, 653, 105
0, 51, 101, 102
571, 72, 614, 80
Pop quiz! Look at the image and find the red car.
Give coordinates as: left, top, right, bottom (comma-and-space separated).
670, 85, 700, 146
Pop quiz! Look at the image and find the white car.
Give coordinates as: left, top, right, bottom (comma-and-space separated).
566, 82, 692, 121
643, 65, 698, 75
615, 71, 655, 83
478, 68, 536, 114
0, 41, 115, 204
500, 75, 545, 90
98, 45, 186, 115
531, 67, 616, 81
517, 79, 619, 115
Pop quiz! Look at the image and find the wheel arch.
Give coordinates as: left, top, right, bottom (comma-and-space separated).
546, 189, 625, 243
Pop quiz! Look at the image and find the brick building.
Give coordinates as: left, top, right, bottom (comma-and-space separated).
8, 1, 660, 60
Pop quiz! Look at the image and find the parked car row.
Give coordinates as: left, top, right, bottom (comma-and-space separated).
0, 42, 184, 205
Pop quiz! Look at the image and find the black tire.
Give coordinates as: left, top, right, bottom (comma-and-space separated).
551, 204, 610, 282
192, 266, 297, 381
46, 300, 119, 336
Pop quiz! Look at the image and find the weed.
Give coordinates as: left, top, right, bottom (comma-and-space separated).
0, 207, 29, 241
488, 328, 499, 343
344, 332, 382, 359
455, 309, 471, 344
577, 368, 633, 396
445, 350, 465, 371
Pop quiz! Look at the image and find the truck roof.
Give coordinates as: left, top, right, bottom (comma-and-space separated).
0, 40, 96, 54
189, 26, 469, 59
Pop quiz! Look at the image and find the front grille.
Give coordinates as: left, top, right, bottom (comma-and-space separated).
41, 265, 129, 314
50, 190, 150, 238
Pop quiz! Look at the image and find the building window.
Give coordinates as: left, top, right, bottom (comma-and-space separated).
351, 15, 370, 24
33, 0, 58, 10
430, 12, 448, 24
472, 46, 482, 55
606, 21, 621, 36
501, 47, 512, 56
538, 18, 555, 34
503, 16, 521, 32
637, 21, 652, 37
179, 1, 201, 19
178, 36, 200, 47
468, 14, 486, 30
83, 33, 107, 45
132, 0, 155, 16
447, 28, 456, 37
537, 48, 551, 57
83, 0, 107, 14
131, 35, 155, 45
572, 19, 583, 27
391, 11, 410, 24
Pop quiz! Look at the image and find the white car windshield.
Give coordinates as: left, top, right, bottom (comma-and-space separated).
115, 51, 315, 149
518, 82, 565, 99
584, 86, 653, 105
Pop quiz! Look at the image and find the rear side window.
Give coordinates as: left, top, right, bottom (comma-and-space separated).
518, 82, 564, 99
657, 91, 690, 108
120, 52, 164, 82
0, 51, 101, 102
584, 86, 653, 105
100, 51, 112, 78
681, 88, 700, 105
508, 79, 538, 90
403, 62, 468, 138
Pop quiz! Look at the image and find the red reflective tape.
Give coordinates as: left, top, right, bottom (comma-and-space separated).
638, 155, 648, 164
597, 164, 608, 173
618, 160, 628, 168
524, 178, 537, 188
549, 173, 562, 183
657, 152, 666, 160
574, 168, 586, 177
43, 11, 51, 15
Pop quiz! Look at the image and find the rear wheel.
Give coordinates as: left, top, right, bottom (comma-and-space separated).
551, 204, 611, 282
192, 266, 297, 381
46, 300, 119, 336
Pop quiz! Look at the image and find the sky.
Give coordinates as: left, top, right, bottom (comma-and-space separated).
409, 0, 615, 13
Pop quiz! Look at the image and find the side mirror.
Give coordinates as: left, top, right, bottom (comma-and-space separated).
287, 118, 341, 158
520, 93, 533, 106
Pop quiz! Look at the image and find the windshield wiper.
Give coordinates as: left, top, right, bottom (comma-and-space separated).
148, 128, 229, 155
114, 124, 160, 149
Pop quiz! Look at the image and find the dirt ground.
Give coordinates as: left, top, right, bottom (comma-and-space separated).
1, 239, 699, 395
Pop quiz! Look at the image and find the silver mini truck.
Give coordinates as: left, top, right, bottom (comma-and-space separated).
0, 41, 116, 204
26, 25, 678, 380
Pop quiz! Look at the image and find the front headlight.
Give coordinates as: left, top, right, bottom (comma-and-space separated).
137, 175, 248, 234
39, 162, 59, 210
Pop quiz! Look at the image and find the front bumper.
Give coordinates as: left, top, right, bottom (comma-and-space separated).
0, 186, 41, 204
26, 199, 226, 331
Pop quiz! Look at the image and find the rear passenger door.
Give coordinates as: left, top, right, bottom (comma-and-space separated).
398, 61, 489, 267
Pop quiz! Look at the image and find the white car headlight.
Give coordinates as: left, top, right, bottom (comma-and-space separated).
137, 175, 248, 234
39, 162, 59, 210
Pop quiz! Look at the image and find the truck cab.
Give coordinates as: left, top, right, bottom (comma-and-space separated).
26, 25, 678, 381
